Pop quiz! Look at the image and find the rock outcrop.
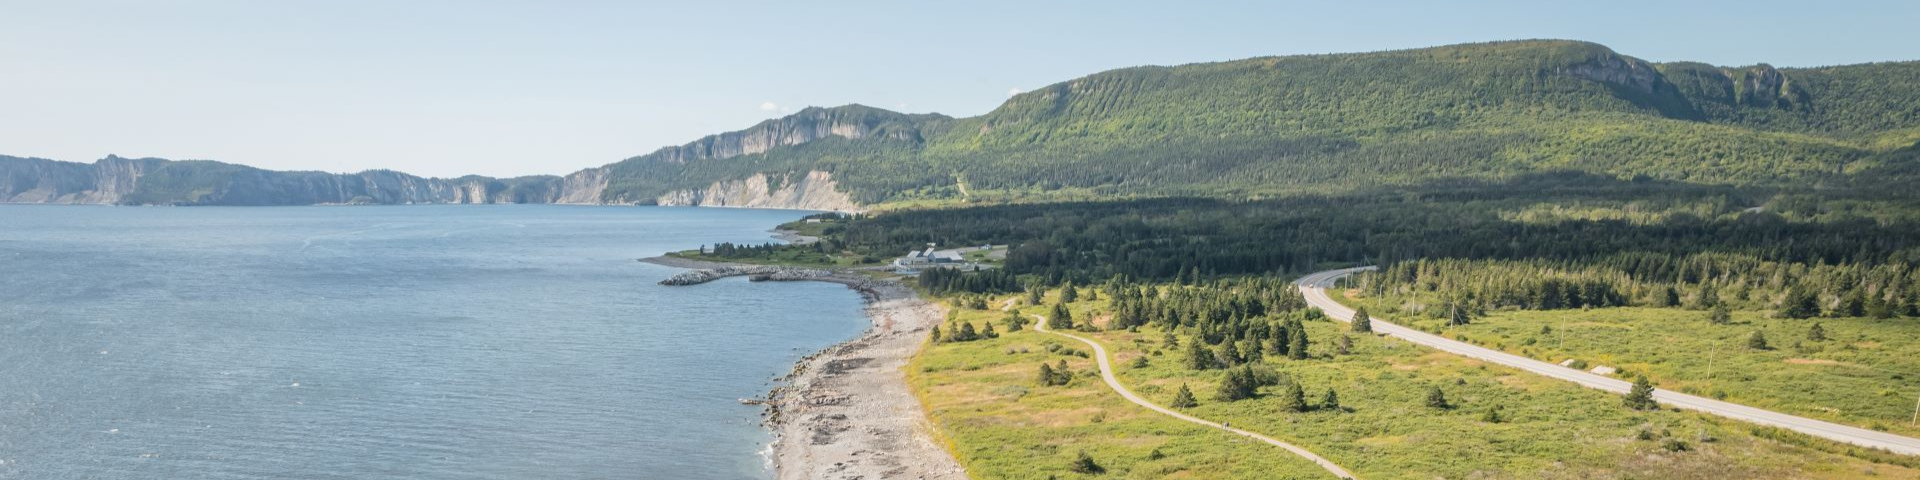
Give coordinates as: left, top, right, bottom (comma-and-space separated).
554, 167, 613, 204
658, 265, 834, 286
635, 105, 935, 164
1561, 51, 1665, 95
655, 171, 859, 212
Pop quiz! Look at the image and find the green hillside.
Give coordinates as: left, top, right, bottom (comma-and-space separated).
9, 40, 1916, 207
593, 40, 1920, 205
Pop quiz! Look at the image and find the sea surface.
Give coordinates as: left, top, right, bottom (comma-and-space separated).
0, 205, 868, 479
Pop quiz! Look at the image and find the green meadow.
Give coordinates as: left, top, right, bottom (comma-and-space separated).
911, 290, 1920, 479
1340, 290, 1920, 438
908, 304, 1337, 479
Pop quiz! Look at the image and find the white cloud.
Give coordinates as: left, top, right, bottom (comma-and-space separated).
1007, 87, 1024, 97
759, 101, 780, 111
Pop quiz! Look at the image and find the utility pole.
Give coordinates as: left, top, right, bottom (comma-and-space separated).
1705, 340, 1718, 388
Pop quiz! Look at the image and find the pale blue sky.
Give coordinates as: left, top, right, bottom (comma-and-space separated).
4, 0, 1915, 177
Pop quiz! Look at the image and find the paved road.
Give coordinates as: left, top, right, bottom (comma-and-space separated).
1299, 266, 1920, 457
1031, 313, 1357, 479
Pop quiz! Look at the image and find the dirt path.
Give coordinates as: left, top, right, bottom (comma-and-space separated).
1029, 313, 1356, 479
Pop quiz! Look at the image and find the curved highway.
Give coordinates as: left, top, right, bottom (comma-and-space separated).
1299, 266, 1920, 456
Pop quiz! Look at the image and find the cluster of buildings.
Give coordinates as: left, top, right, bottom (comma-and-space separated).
894, 246, 963, 269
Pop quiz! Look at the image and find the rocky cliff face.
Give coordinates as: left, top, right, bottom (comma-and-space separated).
1561, 52, 1665, 95
1, 155, 864, 211
1730, 64, 1805, 108
655, 171, 859, 212
0, 155, 160, 204
639, 105, 931, 164
554, 167, 614, 204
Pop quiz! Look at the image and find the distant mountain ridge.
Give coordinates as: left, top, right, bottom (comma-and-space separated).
6, 40, 1918, 207
0, 155, 563, 206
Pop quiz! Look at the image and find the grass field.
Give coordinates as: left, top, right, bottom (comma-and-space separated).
1337, 291, 1920, 439
908, 305, 1340, 479
908, 289, 1920, 479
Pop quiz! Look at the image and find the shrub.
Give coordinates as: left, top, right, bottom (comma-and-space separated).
1425, 386, 1451, 409
1069, 450, 1104, 474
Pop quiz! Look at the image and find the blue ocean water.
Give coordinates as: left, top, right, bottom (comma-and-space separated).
0, 205, 867, 479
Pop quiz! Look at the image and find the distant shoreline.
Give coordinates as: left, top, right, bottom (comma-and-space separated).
638, 254, 965, 480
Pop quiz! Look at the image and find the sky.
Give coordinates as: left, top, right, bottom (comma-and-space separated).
3, 0, 1916, 178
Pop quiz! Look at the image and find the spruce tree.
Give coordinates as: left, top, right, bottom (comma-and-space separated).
1037, 363, 1056, 386
1352, 307, 1372, 333
1280, 382, 1308, 412
982, 322, 998, 338
1867, 294, 1895, 319
1747, 330, 1769, 350
1216, 367, 1259, 402
1061, 282, 1078, 303
1048, 303, 1073, 330
1661, 287, 1681, 307
1841, 293, 1866, 317
1425, 386, 1450, 409
1268, 323, 1289, 356
1163, 331, 1180, 348
1708, 304, 1731, 325
1170, 383, 1198, 408
1320, 388, 1340, 412
1336, 335, 1352, 355
1807, 322, 1826, 341
1185, 339, 1216, 370
1783, 288, 1820, 319
1218, 341, 1242, 367
1069, 450, 1103, 474
958, 322, 978, 341
1240, 338, 1264, 364
1213, 374, 1238, 402
1624, 375, 1658, 410
1288, 322, 1310, 360
929, 325, 943, 344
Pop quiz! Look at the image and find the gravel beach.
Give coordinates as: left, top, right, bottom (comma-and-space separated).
641, 256, 965, 480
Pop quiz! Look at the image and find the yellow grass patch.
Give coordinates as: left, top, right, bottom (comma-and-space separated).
1356, 435, 1410, 447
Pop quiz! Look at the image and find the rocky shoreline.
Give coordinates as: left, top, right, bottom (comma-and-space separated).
639, 256, 965, 480
657, 264, 837, 286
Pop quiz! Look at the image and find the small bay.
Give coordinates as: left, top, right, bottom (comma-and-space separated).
0, 205, 867, 480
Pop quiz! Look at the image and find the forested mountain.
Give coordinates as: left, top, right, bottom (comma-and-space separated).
6, 40, 1917, 206
585, 40, 1920, 205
